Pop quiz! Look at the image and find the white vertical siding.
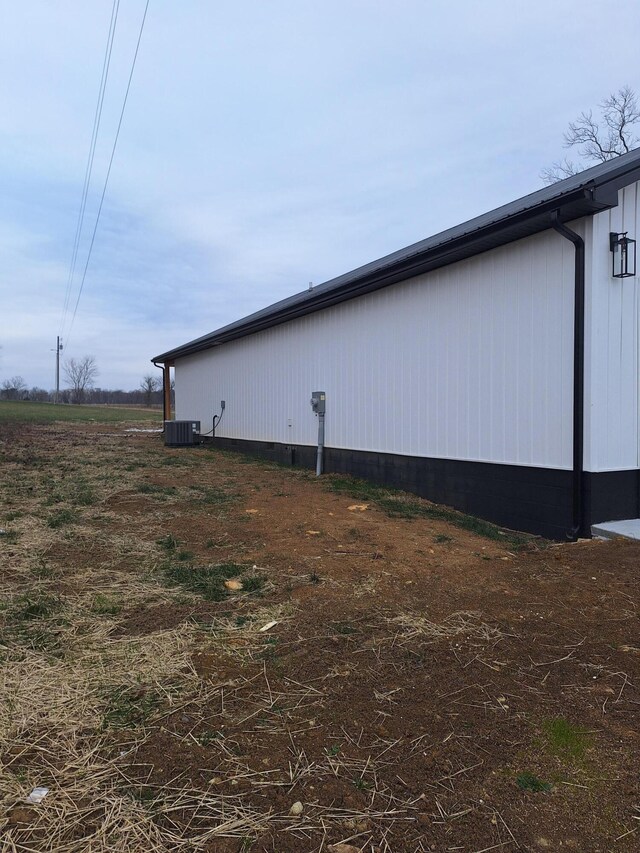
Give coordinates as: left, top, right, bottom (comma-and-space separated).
175, 227, 576, 469
584, 181, 640, 472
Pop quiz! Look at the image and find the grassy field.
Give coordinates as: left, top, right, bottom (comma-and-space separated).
0, 400, 162, 424
1, 416, 639, 852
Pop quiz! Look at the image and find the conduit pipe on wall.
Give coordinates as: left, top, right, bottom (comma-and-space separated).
550, 212, 586, 540
316, 411, 325, 476
310, 391, 326, 476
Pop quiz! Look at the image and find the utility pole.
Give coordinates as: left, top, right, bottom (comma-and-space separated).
54, 337, 63, 403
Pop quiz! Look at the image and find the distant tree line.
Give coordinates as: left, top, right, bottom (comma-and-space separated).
0, 380, 166, 407
0, 364, 170, 408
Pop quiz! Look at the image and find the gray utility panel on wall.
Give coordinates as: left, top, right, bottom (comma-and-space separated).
310, 392, 326, 414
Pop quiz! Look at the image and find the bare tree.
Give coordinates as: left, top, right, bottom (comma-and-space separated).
28, 387, 50, 402
140, 374, 159, 407
63, 356, 98, 404
541, 86, 640, 184
1, 376, 27, 401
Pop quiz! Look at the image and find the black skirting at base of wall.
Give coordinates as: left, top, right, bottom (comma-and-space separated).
584, 470, 640, 525
205, 437, 639, 540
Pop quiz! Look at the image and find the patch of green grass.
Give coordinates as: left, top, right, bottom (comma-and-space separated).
45, 477, 96, 507
377, 496, 424, 519
434, 534, 453, 544
91, 594, 121, 616
443, 511, 524, 543
124, 461, 150, 471
241, 575, 266, 594
5, 625, 63, 653
0, 401, 161, 424
516, 771, 552, 793
163, 562, 248, 601
326, 476, 382, 502
161, 456, 190, 466
70, 480, 96, 506
1, 593, 65, 653
353, 776, 370, 791
542, 718, 591, 761
326, 744, 341, 756
326, 475, 533, 548
47, 508, 78, 528
9, 592, 61, 621
4, 510, 23, 521
43, 488, 64, 506
177, 549, 194, 562
102, 686, 158, 729
137, 483, 177, 498
157, 534, 179, 552
31, 560, 55, 580
192, 485, 237, 506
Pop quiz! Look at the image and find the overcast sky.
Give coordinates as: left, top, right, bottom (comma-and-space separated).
1, 0, 639, 391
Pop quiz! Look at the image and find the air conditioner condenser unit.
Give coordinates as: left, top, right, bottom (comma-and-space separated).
164, 420, 201, 447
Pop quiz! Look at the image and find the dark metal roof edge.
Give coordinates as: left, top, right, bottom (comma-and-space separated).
152, 150, 640, 364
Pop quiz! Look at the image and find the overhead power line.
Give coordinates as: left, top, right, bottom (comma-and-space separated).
60, 0, 121, 339
66, 0, 151, 349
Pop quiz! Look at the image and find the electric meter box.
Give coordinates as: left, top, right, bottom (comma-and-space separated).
310, 392, 326, 414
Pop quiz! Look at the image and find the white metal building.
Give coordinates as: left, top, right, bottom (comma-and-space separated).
153, 151, 640, 539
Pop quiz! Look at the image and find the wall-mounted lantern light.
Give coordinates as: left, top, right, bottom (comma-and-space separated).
609, 231, 636, 278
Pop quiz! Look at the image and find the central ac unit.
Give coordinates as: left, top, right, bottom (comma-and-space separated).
164, 420, 201, 447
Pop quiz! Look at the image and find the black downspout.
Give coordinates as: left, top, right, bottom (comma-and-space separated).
550, 212, 586, 540
152, 360, 166, 430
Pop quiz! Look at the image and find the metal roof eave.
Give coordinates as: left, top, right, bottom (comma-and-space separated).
152, 184, 615, 363
154, 145, 640, 364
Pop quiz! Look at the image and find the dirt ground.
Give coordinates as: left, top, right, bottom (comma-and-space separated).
1, 421, 639, 852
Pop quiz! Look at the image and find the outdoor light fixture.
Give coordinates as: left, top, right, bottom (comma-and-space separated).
609, 231, 636, 278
